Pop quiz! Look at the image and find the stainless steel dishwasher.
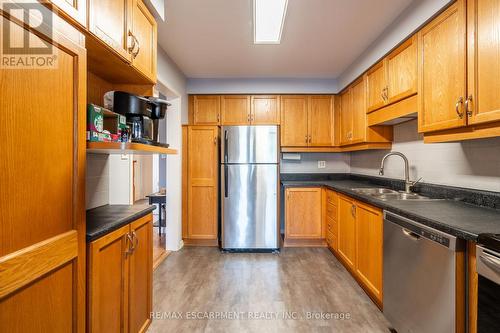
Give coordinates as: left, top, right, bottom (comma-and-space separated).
383, 211, 464, 333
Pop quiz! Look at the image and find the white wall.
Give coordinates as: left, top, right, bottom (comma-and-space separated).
350, 120, 500, 192
108, 155, 133, 205
157, 46, 188, 251
187, 78, 338, 94
337, 0, 452, 90
280, 153, 350, 174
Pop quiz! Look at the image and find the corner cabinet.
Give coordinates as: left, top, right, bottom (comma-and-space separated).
184, 126, 219, 245
281, 95, 334, 148
284, 187, 324, 247
87, 214, 153, 333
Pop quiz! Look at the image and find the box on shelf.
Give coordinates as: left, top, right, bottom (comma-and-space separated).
87, 104, 128, 142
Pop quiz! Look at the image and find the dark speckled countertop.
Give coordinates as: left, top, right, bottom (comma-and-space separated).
86, 204, 155, 242
281, 178, 500, 241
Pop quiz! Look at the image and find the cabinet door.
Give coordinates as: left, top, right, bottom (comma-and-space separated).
355, 202, 383, 305
285, 188, 322, 239
193, 95, 220, 125
221, 95, 251, 125
251, 95, 280, 124
88, 0, 132, 61
280, 95, 309, 146
129, 215, 153, 333
366, 61, 387, 113
351, 78, 367, 143
418, 0, 467, 133
88, 225, 130, 333
49, 0, 86, 26
308, 95, 334, 146
337, 195, 356, 270
387, 35, 418, 104
339, 89, 352, 146
131, 0, 157, 82
467, 0, 500, 125
0, 13, 86, 332
187, 126, 219, 239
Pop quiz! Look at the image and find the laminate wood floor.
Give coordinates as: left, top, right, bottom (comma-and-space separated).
149, 247, 390, 333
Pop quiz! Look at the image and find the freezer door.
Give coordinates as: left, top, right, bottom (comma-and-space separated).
222, 164, 278, 249
221, 126, 279, 164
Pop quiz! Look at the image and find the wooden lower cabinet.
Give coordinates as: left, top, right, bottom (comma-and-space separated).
88, 214, 153, 333
354, 201, 383, 306
284, 187, 324, 246
335, 194, 384, 307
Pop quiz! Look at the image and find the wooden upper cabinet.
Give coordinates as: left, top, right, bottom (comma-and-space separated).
418, 0, 467, 133
351, 78, 367, 143
308, 96, 334, 146
355, 201, 383, 305
337, 195, 356, 271
0, 12, 86, 332
49, 0, 86, 26
88, 0, 132, 61
386, 35, 418, 104
251, 95, 280, 124
281, 95, 309, 147
339, 89, 352, 146
193, 95, 221, 125
221, 95, 251, 125
467, 0, 500, 125
187, 126, 218, 240
131, 0, 157, 82
366, 61, 387, 113
285, 188, 323, 240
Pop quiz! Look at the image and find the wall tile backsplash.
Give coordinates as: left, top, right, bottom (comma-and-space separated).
350, 120, 500, 192
86, 154, 110, 209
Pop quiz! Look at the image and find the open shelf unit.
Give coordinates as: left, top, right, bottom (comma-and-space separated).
87, 141, 177, 155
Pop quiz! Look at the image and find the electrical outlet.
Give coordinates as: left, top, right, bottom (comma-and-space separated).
318, 161, 326, 169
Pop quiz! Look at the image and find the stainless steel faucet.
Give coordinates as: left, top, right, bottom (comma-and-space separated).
379, 152, 418, 193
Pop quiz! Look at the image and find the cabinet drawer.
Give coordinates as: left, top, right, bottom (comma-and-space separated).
326, 202, 338, 220
326, 190, 338, 206
326, 216, 338, 235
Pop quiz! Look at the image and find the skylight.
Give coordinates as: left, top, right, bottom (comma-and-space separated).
253, 0, 288, 44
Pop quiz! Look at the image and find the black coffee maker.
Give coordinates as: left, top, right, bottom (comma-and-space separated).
105, 91, 169, 147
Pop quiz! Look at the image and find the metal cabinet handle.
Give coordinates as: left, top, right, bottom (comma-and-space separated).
455, 96, 464, 119
125, 233, 134, 255
351, 204, 356, 218
132, 231, 139, 250
384, 86, 389, 100
132, 35, 140, 58
465, 95, 473, 117
305, 135, 308, 143
127, 31, 136, 54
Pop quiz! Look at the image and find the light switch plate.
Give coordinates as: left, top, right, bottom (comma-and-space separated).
318, 161, 326, 169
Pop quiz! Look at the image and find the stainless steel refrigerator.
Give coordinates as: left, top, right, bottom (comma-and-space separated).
220, 125, 279, 250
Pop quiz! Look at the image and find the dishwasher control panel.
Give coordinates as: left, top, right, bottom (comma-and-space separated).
420, 230, 450, 247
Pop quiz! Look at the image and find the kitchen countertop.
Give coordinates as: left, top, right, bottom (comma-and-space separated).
282, 179, 500, 241
86, 204, 155, 242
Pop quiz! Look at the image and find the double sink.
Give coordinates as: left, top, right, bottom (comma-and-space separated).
351, 188, 438, 201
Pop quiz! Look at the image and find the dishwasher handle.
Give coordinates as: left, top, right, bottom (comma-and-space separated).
402, 228, 421, 241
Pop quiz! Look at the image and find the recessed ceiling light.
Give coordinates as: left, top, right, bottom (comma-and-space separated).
253, 0, 288, 44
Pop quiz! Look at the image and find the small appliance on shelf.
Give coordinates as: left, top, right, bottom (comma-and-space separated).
104, 91, 170, 147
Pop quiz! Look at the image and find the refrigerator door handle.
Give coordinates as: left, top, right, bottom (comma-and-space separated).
224, 130, 228, 163
224, 165, 229, 198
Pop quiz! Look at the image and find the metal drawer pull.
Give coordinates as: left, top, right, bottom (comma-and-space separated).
465, 95, 473, 117
402, 228, 420, 241
126, 233, 134, 255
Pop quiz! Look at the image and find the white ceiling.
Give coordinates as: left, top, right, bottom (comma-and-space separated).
158, 0, 415, 79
